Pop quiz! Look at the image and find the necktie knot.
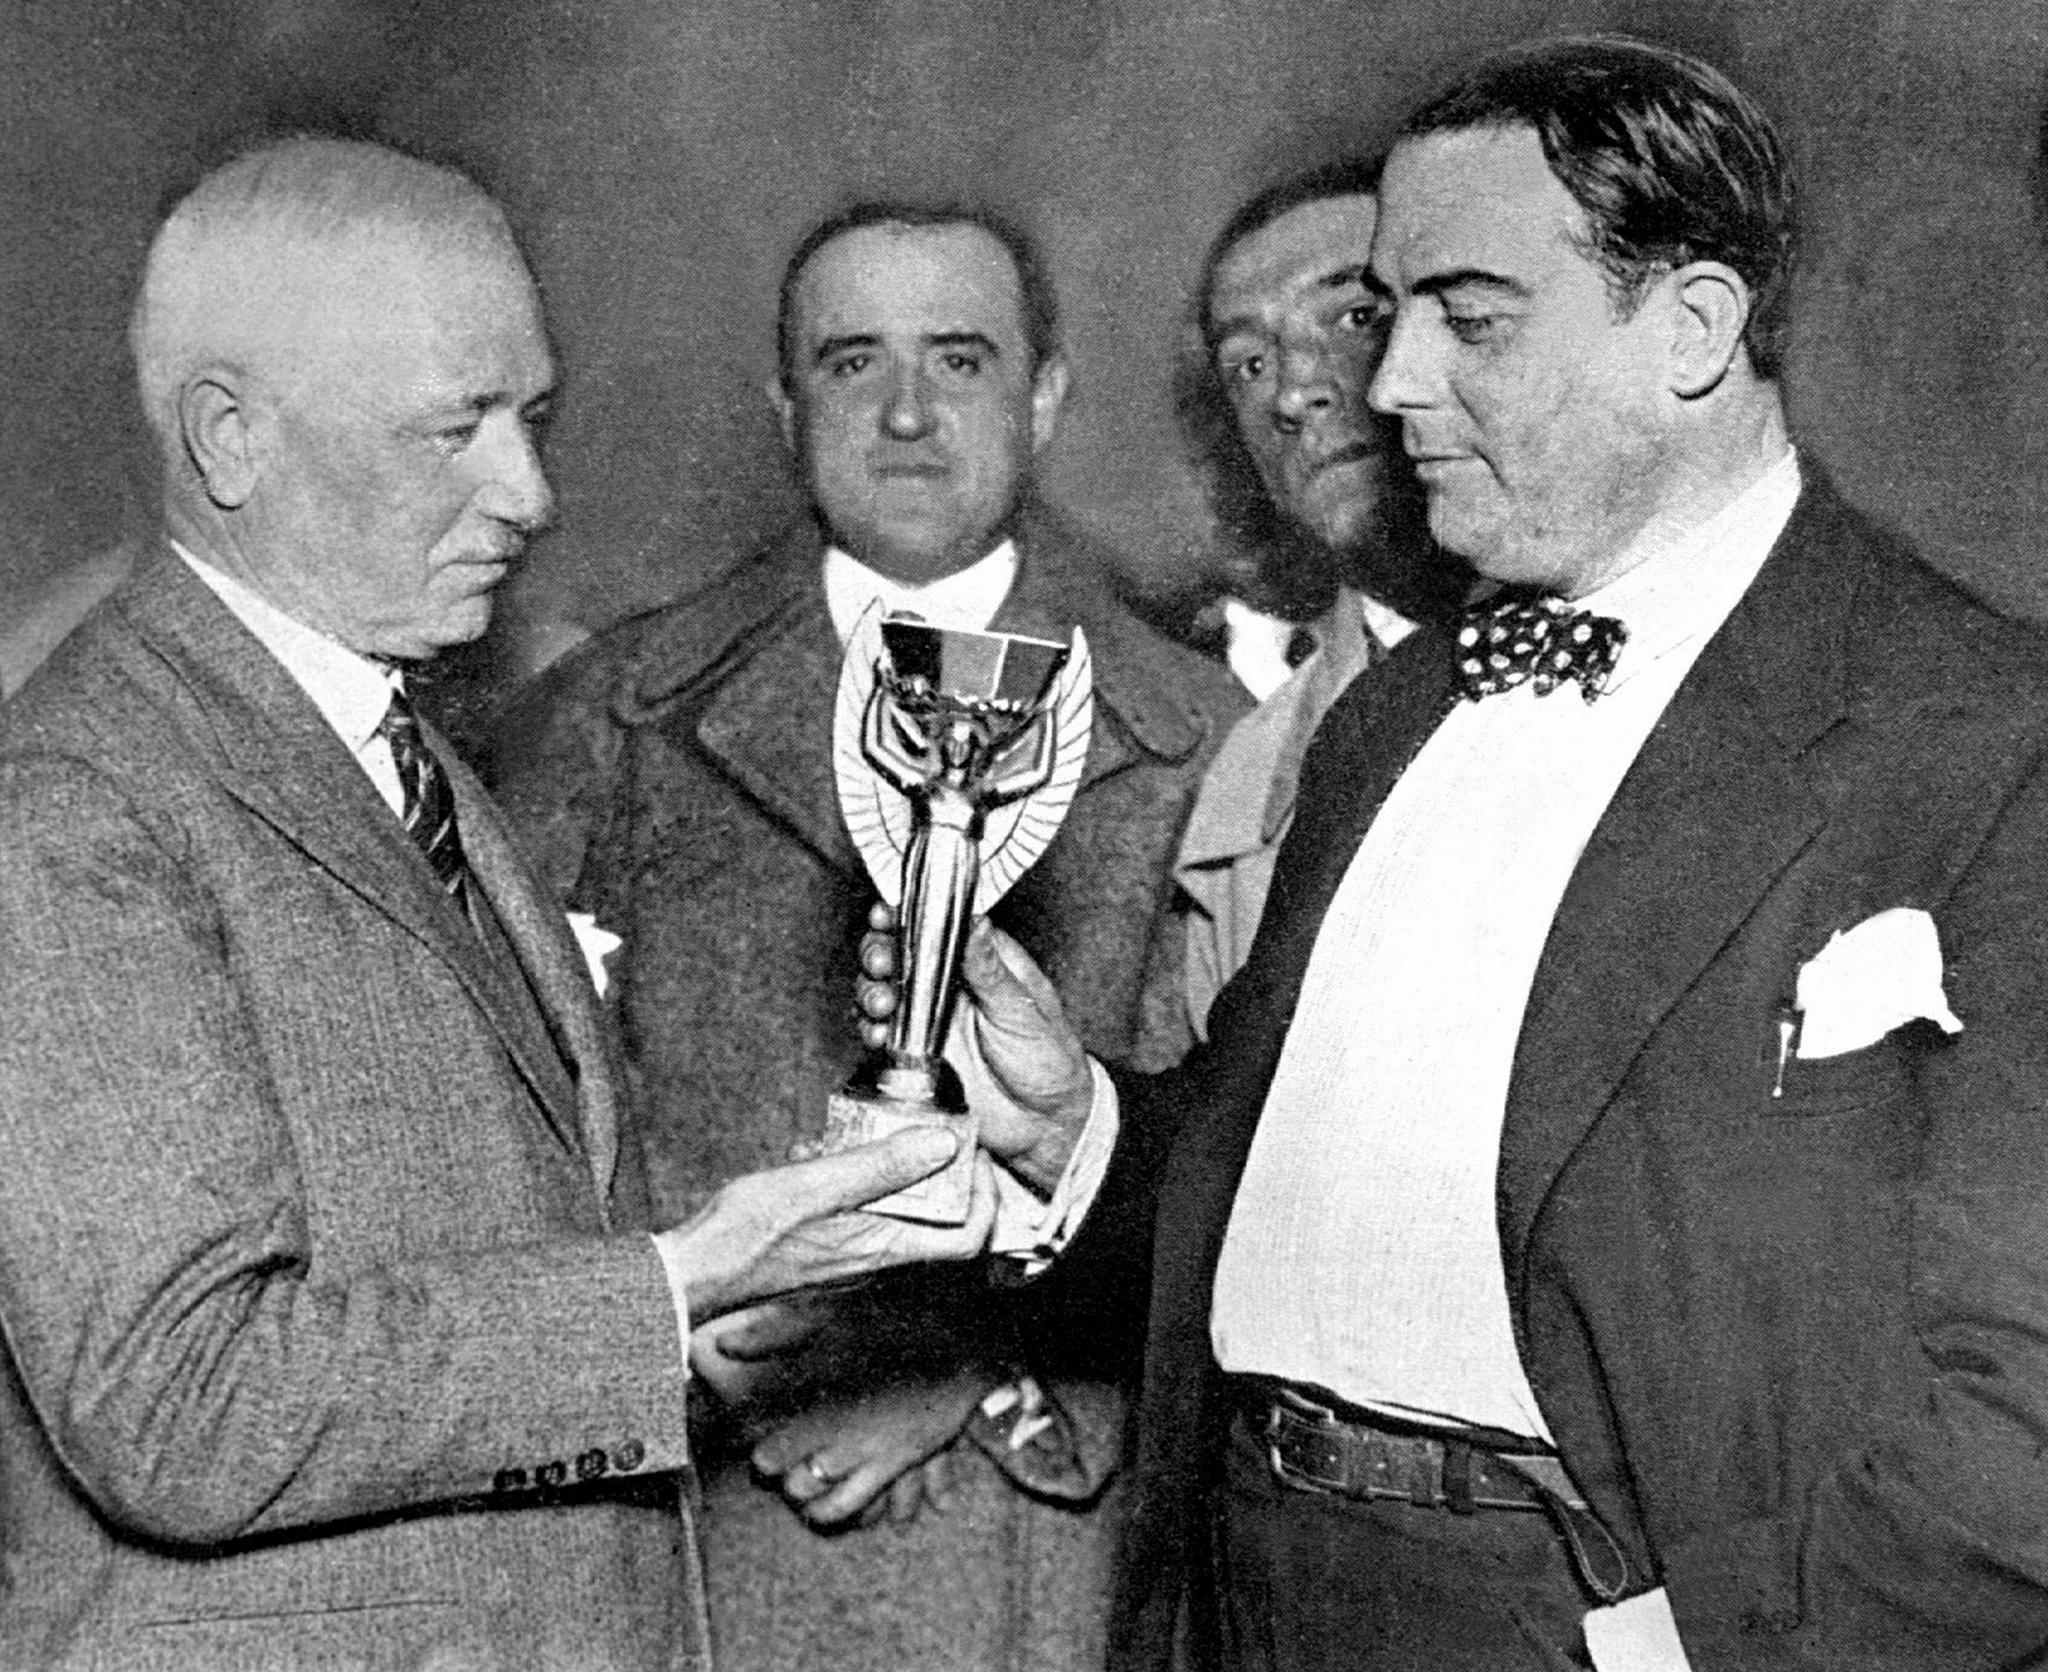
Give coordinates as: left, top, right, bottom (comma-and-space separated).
1454, 594, 1626, 704
377, 689, 469, 897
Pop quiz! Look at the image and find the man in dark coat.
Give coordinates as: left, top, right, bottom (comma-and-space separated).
492, 202, 1246, 1672
940, 38, 2048, 1671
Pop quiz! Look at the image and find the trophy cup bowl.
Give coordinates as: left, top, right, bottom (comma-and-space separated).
824, 612, 1093, 1224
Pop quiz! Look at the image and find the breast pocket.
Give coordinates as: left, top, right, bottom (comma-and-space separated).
1768, 1027, 1920, 1118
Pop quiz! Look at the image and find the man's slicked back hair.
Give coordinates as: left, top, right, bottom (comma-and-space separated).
130, 136, 516, 451
1401, 36, 1796, 380
775, 200, 1062, 393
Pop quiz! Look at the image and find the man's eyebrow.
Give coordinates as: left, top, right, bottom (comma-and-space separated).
1317, 263, 1373, 292
1207, 307, 1267, 347
1410, 267, 1530, 301
812, 333, 881, 363
925, 331, 1001, 356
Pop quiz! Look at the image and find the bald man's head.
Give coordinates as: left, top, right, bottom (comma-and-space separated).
132, 138, 520, 456
134, 139, 558, 660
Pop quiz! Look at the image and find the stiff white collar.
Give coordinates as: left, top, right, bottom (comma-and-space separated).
822, 539, 1019, 647
172, 541, 400, 755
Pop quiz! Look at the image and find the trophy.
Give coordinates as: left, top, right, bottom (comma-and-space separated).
823, 605, 1093, 1223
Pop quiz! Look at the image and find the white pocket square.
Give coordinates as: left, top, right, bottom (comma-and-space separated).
565, 911, 623, 998
1794, 906, 1962, 1060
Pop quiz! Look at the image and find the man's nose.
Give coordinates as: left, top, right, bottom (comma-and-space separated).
1366, 309, 1429, 416
477, 419, 555, 532
881, 369, 937, 441
1272, 346, 1339, 434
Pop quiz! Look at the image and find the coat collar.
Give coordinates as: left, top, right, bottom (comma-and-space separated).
1175, 588, 1380, 884
1496, 475, 1865, 1280
112, 549, 617, 1204
610, 505, 1216, 875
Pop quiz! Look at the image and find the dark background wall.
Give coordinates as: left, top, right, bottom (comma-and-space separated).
5, 0, 2046, 699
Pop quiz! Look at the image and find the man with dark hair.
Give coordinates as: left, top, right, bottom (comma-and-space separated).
1171, 160, 1464, 1036
492, 200, 1243, 1672
931, 35, 2048, 1669
0, 137, 995, 1670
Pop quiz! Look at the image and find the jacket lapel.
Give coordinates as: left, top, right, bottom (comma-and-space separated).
619, 528, 864, 877
452, 755, 622, 1212
689, 591, 863, 875
1497, 485, 1858, 1279
120, 554, 595, 1177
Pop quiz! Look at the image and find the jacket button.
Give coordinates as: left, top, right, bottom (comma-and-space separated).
492, 1467, 528, 1493
536, 1459, 567, 1489
576, 1448, 608, 1481
615, 1438, 646, 1472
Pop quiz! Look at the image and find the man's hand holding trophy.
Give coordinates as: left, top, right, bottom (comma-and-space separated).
824, 605, 1097, 1220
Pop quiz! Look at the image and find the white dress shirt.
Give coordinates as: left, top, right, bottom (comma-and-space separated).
175, 544, 406, 813
1208, 451, 1803, 1440
823, 539, 1018, 645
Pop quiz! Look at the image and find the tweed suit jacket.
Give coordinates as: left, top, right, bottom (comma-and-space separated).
1095, 476, 2048, 1670
0, 550, 702, 1672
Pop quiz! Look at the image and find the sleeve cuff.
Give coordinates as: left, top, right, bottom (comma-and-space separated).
647, 1231, 693, 1375
989, 1057, 1119, 1275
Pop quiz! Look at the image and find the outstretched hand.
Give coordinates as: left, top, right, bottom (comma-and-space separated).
858, 904, 1095, 1197
660, 1129, 998, 1323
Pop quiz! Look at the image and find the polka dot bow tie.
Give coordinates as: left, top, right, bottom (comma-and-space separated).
1454, 594, 1628, 704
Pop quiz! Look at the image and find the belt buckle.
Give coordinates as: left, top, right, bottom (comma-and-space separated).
1263, 1388, 1344, 1496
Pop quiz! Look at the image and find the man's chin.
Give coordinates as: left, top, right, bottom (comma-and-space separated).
380, 599, 495, 664
1287, 464, 1386, 552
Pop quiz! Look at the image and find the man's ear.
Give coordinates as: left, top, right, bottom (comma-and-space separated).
1028, 355, 1070, 453
179, 374, 259, 509
1666, 262, 1752, 398
767, 379, 797, 454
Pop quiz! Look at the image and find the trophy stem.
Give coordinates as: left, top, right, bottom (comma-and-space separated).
887, 794, 981, 1085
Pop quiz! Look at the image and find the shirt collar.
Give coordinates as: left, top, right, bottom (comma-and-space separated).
172, 541, 401, 753
822, 539, 1019, 646
1574, 448, 1802, 690
1355, 589, 1419, 657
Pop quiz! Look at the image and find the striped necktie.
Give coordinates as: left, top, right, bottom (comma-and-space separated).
376, 688, 469, 897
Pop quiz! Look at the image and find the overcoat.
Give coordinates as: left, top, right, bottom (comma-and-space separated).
1097, 477, 2048, 1670
0, 551, 704, 1670
491, 505, 1246, 1672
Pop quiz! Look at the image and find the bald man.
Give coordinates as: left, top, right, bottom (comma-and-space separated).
0, 137, 993, 1671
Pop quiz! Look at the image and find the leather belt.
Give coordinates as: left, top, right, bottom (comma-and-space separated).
1243, 1382, 1588, 1514
1234, 1381, 1633, 1601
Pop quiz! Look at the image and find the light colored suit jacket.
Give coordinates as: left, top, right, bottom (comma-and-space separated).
0, 550, 703, 1671
1173, 586, 1383, 1040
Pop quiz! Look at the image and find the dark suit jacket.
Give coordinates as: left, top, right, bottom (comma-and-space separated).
0, 552, 702, 1671
1100, 477, 2048, 1671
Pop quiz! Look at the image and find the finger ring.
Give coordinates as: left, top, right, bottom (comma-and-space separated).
798, 1456, 835, 1487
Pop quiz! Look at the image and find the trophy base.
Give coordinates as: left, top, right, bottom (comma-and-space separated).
823, 1058, 977, 1226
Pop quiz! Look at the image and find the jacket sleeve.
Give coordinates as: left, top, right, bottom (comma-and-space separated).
0, 753, 691, 1549
1665, 747, 2048, 1667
